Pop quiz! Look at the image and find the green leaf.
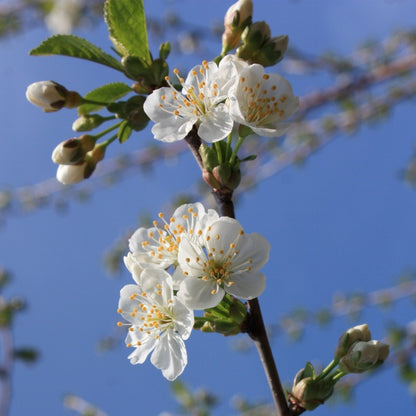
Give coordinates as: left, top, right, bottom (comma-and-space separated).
77, 82, 132, 115
104, 0, 151, 63
29, 35, 124, 72
118, 121, 133, 143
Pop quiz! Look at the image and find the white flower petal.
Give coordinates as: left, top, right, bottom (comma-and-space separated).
197, 104, 234, 143
123, 253, 143, 285
229, 64, 299, 137
151, 332, 187, 381
172, 265, 186, 290
251, 123, 292, 138
204, 217, 243, 261
172, 300, 194, 340
128, 227, 176, 269
178, 277, 224, 309
225, 271, 266, 300
177, 237, 207, 277
229, 232, 270, 273
127, 336, 157, 365
151, 117, 195, 143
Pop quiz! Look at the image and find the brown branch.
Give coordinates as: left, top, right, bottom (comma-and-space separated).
184, 134, 291, 416
297, 53, 416, 117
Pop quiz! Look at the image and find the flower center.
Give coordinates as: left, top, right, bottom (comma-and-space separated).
141, 207, 204, 263
240, 74, 287, 124
160, 61, 220, 119
118, 288, 175, 347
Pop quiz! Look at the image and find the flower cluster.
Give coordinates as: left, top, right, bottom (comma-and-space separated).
143, 54, 299, 143
117, 202, 270, 380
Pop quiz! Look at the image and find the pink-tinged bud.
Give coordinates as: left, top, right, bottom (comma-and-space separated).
202, 169, 222, 190
51, 135, 95, 165
222, 0, 253, 52
26, 81, 81, 112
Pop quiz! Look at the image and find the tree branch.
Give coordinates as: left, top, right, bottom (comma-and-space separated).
184, 134, 291, 416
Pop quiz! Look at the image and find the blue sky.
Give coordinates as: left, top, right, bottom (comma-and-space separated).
0, 0, 415, 415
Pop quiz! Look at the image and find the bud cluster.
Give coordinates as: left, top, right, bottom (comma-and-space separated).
221, 0, 288, 67
290, 324, 389, 412
54, 139, 105, 185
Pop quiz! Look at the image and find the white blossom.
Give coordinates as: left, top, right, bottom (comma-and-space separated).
143, 58, 245, 143
117, 268, 194, 381
177, 217, 270, 309
229, 64, 299, 137
126, 203, 219, 289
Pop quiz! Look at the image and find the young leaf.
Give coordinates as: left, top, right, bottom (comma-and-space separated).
77, 83, 132, 115
118, 121, 133, 143
29, 35, 124, 72
104, 0, 151, 63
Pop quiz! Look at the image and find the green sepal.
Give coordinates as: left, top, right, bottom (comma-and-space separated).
199, 143, 219, 171
104, 0, 151, 63
147, 58, 169, 87
159, 42, 171, 60
193, 294, 247, 336
72, 114, 109, 132
118, 121, 133, 143
29, 35, 124, 72
212, 162, 241, 190
291, 362, 336, 411
108, 96, 149, 131
240, 154, 257, 162
78, 82, 132, 115
121, 55, 149, 80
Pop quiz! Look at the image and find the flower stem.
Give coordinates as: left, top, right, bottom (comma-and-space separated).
99, 133, 119, 148
229, 136, 245, 164
93, 122, 122, 141
215, 141, 223, 164
315, 359, 338, 382
331, 369, 346, 382
225, 132, 233, 161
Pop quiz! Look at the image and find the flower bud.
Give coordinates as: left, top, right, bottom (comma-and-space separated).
339, 340, 390, 373
222, 0, 253, 52
26, 81, 81, 112
212, 163, 241, 191
56, 162, 89, 185
56, 144, 106, 185
72, 114, 108, 132
236, 21, 271, 61
202, 169, 222, 190
290, 363, 335, 411
52, 135, 95, 165
254, 35, 289, 67
334, 324, 372, 360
